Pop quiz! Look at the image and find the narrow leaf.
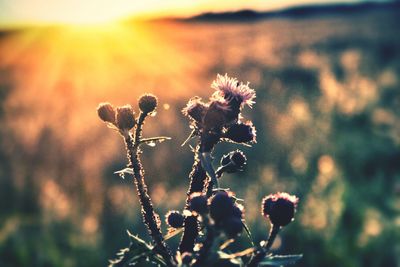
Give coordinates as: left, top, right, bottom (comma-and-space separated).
259, 254, 303, 266
139, 136, 171, 147
114, 168, 133, 179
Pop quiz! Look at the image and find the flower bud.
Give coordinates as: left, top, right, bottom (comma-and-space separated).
219, 150, 247, 174
138, 94, 158, 114
97, 102, 116, 124
189, 192, 208, 214
225, 121, 256, 143
210, 191, 234, 223
223, 217, 243, 237
261, 192, 299, 227
165, 210, 184, 228
182, 97, 208, 123
116, 105, 136, 130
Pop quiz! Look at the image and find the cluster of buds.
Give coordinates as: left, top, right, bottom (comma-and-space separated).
97, 93, 158, 137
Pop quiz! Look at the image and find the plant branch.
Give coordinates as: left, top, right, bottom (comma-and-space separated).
247, 224, 280, 267
124, 112, 174, 266
179, 145, 208, 253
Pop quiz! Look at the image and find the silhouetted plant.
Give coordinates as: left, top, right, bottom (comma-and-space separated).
97, 74, 302, 266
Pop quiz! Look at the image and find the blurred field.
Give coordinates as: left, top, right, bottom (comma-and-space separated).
0, 7, 399, 267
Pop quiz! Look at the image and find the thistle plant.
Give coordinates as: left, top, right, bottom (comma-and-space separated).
97, 74, 302, 266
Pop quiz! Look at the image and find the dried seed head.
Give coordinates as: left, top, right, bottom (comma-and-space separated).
116, 105, 135, 131
138, 94, 158, 114
165, 210, 184, 228
97, 102, 116, 124
189, 192, 208, 214
262, 192, 299, 227
210, 191, 234, 223
225, 121, 256, 143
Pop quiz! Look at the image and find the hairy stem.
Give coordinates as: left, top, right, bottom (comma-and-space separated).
247, 224, 280, 267
179, 145, 208, 253
124, 112, 174, 266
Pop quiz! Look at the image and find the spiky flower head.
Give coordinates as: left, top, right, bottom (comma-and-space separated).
211, 74, 256, 108
138, 94, 158, 114
262, 192, 299, 227
97, 102, 116, 124
182, 97, 208, 124
225, 121, 256, 144
116, 105, 136, 131
165, 210, 184, 228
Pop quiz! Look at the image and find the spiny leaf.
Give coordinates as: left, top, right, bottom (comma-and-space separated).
259, 254, 303, 266
109, 231, 167, 267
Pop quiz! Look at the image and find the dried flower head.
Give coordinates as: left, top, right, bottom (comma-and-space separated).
182, 97, 208, 124
138, 94, 158, 114
189, 192, 208, 214
97, 102, 116, 124
225, 121, 256, 143
165, 210, 185, 228
116, 105, 136, 131
262, 192, 299, 227
211, 74, 256, 108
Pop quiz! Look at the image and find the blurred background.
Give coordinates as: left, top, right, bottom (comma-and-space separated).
0, 0, 399, 266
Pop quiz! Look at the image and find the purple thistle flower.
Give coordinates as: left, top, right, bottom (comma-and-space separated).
211, 73, 256, 108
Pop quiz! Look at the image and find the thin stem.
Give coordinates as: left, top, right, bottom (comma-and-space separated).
247, 224, 280, 267
124, 112, 174, 266
179, 145, 207, 253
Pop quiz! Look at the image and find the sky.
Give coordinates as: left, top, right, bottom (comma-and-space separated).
0, 0, 366, 26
